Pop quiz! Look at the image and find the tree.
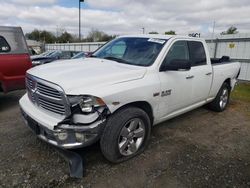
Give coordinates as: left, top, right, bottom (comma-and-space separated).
25, 28, 115, 43
221, 26, 238, 35
25, 29, 40, 41
25, 29, 56, 43
148, 31, 159, 34
84, 29, 116, 42
165, 30, 176, 35
39, 30, 57, 43
57, 31, 74, 43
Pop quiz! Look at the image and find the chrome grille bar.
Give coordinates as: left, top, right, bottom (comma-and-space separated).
37, 83, 62, 99
26, 74, 71, 117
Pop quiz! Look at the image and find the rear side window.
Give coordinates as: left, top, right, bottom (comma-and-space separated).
0, 36, 11, 53
188, 41, 207, 66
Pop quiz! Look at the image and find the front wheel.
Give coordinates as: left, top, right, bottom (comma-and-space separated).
100, 107, 151, 163
208, 82, 230, 112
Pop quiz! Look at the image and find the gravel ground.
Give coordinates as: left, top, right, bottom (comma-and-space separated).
0, 90, 250, 188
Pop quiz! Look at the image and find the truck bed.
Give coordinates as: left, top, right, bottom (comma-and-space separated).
208, 60, 240, 99
210, 56, 231, 65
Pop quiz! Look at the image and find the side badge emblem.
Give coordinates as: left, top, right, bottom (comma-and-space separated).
161, 89, 172, 97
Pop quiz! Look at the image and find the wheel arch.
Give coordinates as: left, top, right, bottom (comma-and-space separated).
112, 101, 154, 125
224, 78, 232, 90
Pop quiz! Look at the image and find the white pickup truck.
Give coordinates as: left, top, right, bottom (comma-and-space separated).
20, 35, 240, 163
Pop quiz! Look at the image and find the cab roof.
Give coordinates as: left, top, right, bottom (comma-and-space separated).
118, 34, 204, 42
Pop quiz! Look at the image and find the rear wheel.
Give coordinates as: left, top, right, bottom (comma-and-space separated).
100, 107, 151, 163
208, 82, 230, 112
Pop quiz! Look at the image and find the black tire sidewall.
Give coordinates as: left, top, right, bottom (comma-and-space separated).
100, 107, 151, 163
215, 83, 230, 111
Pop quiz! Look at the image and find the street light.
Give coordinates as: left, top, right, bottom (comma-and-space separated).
79, 0, 84, 41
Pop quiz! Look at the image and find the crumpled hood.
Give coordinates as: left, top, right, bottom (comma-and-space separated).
28, 58, 147, 94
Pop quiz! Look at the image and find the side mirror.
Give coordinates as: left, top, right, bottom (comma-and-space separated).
160, 59, 191, 71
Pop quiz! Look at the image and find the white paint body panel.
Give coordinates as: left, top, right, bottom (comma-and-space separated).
20, 35, 241, 130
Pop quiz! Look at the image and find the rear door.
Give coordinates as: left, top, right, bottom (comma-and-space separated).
187, 41, 212, 104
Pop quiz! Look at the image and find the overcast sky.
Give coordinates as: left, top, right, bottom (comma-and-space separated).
0, 0, 250, 37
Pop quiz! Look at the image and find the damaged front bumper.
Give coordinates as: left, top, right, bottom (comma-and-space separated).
19, 94, 107, 149
21, 109, 105, 149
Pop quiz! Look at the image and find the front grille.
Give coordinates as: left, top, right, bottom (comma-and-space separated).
38, 97, 66, 115
26, 74, 70, 116
37, 82, 62, 99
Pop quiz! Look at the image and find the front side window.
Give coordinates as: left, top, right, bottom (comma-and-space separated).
93, 37, 167, 66
0, 36, 11, 53
162, 40, 189, 66
188, 41, 207, 66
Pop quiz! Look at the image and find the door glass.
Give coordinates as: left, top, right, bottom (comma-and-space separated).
162, 41, 189, 65
188, 41, 207, 66
0, 36, 11, 52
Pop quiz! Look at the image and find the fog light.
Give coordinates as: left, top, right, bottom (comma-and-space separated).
75, 132, 85, 142
56, 132, 68, 141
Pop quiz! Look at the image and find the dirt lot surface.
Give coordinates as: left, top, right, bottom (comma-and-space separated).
0, 89, 250, 188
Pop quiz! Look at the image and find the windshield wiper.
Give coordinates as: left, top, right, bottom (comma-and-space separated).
103, 56, 133, 65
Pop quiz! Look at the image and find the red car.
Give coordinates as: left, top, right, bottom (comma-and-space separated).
0, 26, 32, 93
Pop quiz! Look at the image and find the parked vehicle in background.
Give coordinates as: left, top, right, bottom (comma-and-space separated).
31, 50, 79, 66
31, 51, 55, 59
0, 26, 32, 93
71, 51, 86, 59
20, 35, 240, 163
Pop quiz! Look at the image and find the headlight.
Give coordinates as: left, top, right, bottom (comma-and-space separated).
68, 95, 106, 113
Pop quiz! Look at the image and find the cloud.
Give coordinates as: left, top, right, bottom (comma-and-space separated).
10, 0, 57, 5
0, 0, 249, 37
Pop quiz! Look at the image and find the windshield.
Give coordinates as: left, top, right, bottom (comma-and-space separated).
48, 51, 62, 58
39, 51, 51, 57
72, 52, 85, 59
46, 51, 57, 57
93, 37, 167, 66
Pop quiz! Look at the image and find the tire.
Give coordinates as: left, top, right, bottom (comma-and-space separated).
208, 82, 231, 112
100, 107, 151, 163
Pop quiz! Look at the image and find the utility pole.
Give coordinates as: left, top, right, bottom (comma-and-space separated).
79, 0, 84, 41
142, 27, 145, 34
212, 21, 216, 39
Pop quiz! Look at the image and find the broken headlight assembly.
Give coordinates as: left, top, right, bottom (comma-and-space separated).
68, 95, 107, 114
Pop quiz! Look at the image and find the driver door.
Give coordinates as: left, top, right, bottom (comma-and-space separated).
158, 40, 193, 119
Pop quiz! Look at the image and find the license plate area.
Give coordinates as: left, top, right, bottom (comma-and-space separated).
21, 109, 40, 135
27, 117, 40, 135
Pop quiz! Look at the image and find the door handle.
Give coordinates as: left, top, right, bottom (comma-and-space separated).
186, 75, 194, 79
206, 72, 212, 76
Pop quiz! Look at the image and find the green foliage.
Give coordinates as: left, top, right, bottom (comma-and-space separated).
165, 30, 176, 35
231, 83, 250, 103
148, 31, 159, 34
221, 26, 239, 35
25, 29, 56, 43
25, 28, 115, 43
57, 31, 74, 43
83, 29, 116, 42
